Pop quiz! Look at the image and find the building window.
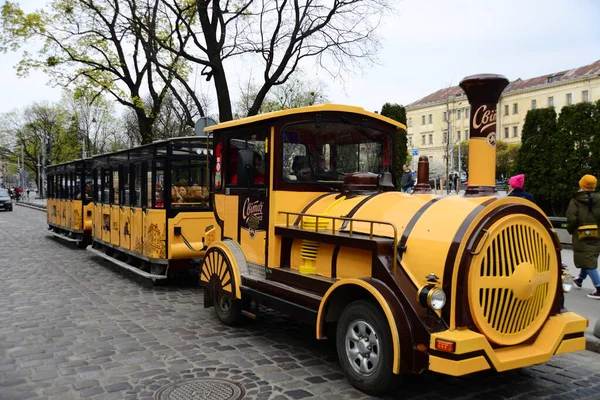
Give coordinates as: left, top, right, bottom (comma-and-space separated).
443, 132, 448, 143
408, 118, 412, 127
466, 108, 470, 118
422, 115, 425, 125
421, 135, 426, 145
457, 109, 462, 119
504, 105, 509, 115
409, 136, 413, 147
531, 99, 537, 109
504, 127, 509, 139
457, 131, 461, 141
513, 126, 518, 137
428, 134, 433, 145
513, 103, 518, 114
428, 114, 433, 124
465, 129, 469, 139
443, 111, 447, 121
548, 96, 554, 107
566, 93, 572, 105
583, 90, 589, 102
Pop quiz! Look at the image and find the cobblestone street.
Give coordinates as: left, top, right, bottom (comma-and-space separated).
1, 206, 600, 400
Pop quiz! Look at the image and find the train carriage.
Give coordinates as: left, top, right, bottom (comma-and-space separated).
198, 78, 587, 395
85, 137, 219, 281
46, 159, 93, 248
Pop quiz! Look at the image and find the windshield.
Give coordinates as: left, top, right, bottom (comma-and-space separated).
282, 120, 393, 184
0, 189, 9, 197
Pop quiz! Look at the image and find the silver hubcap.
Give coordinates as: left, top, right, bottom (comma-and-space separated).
345, 319, 380, 376
219, 294, 232, 312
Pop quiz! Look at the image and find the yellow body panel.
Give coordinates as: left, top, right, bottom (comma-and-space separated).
429, 312, 587, 375
403, 196, 490, 289
120, 207, 132, 250
469, 138, 496, 187
336, 247, 372, 279
169, 211, 219, 259
223, 195, 239, 240
94, 203, 103, 239
240, 229, 266, 265
269, 191, 337, 269
429, 356, 490, 376
83, 202, 93, 232
101, 204, 111, 243
142, 209, 166, 259
131, 208, 144, 255
110, 206, 120, 246
317, 279, 401, 374
73, 200, 83, 231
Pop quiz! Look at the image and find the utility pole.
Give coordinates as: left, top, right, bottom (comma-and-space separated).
21, 144, 25, 189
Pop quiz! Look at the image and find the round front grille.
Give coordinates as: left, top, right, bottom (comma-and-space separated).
155, 378, 245, 400
468, 214, 558, 346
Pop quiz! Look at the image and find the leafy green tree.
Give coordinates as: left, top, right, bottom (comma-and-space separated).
554, 102, 597, 207
379, 103, 407, 186
496, 141, 521, 181
0, 1, 192, 144
517, 107, 558, 212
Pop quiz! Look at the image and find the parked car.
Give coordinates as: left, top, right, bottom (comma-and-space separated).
0, 188, 13, 211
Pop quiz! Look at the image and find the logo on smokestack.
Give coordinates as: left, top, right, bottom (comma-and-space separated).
473, 105, 498, 148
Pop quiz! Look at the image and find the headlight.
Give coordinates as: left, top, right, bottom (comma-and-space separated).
562, 274, 574, 293
427, 288, 446, 310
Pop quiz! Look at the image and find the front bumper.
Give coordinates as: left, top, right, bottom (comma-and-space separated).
428, 312, 587, 376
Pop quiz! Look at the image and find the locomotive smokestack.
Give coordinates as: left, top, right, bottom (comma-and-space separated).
459, 74, 509, 196
413, 156, 432, 194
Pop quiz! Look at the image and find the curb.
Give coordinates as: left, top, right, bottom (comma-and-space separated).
585, 333, 600, 353
15, 202, 46, 212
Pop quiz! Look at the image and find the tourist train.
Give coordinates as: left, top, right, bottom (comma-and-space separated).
45, 74, 587, 395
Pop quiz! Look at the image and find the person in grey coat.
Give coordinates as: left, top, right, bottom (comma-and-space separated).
566, 174, 600, 299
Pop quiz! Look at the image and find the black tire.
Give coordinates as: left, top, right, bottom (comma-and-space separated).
76, 239, 87, 249
336, 300, 399, 395
202, 247, 243, 326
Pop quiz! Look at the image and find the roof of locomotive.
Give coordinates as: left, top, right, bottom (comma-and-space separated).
204, 104, 407, 132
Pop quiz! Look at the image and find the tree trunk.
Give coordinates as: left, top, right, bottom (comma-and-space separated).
137, 110, 155, 145
212, 62, 233, 122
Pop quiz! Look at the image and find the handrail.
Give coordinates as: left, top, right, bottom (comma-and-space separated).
278, 211, 399, 274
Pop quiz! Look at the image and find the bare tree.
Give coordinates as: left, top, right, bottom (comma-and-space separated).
152, 0, 392, 121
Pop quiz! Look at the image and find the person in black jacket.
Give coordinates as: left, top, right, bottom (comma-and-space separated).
507, 174, 534, 202
400, 165, 414, 193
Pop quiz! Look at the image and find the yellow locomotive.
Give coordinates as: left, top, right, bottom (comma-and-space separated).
198, 75, 587, 394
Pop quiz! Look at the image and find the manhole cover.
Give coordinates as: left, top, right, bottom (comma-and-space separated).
155, 378, 245, 400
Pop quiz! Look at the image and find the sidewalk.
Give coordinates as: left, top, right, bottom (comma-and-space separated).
16, 194, 599, 351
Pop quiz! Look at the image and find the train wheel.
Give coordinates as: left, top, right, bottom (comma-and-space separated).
336, 300, 397, 395
202, 247, 242, 326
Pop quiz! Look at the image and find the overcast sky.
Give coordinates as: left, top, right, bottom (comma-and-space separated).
1, 0, 599, 117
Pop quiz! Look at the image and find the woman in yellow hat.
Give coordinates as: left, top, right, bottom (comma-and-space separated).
566, 174, 600, 299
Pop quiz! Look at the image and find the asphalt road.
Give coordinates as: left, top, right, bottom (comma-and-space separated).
0, 206, 599, 400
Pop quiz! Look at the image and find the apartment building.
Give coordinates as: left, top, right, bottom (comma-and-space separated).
405, 59, 600, 174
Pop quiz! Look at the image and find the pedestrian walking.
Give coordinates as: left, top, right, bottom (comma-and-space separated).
566, 174, 600, 299
453, 172, 460, 194
507, 174, 534, 202
26, 188, 30, 200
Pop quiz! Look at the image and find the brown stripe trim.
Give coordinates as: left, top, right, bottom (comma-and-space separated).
398, 197, 441, 255
340, 192, 386, 229
562, 332, 584, 340
294, 193, 337, 225
331, 246, 341, 279
429, 349, 491, 364
441, 198, 497, 322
